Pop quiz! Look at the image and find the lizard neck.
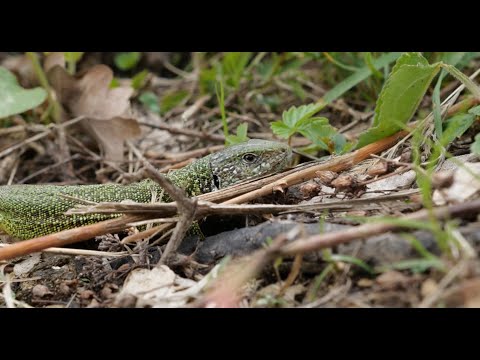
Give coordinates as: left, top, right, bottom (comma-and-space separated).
165, 156, 213, 196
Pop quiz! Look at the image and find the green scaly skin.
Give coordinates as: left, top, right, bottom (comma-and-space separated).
0, 140, 292, 240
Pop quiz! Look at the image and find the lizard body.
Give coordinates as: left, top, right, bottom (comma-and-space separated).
0, 139, 292, 240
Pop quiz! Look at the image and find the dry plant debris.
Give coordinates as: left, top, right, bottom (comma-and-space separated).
2, 51, 480, 308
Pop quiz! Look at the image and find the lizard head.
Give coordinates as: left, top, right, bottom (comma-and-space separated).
209, 139, 292, 190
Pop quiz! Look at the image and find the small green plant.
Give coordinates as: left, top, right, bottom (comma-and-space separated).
356, 52, 480, 149
226, 123, 249, 145
64, 52, 84, 74
138, 91, 160, 114
0, 67, 47, 119
270, 103, 348, 153
375, 233, 445, 274
114, 52, 141, 71
215, 80, 229, 140
221, 52, 252, 89
199, 52, 252, 94
131, 70, 149, 90
160, 89, 189, 115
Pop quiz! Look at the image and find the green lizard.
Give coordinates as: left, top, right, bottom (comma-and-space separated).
0, 139, 292, 240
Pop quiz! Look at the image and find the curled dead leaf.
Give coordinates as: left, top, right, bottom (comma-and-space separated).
299, 181, 321, 198
47, 64, 141, 161
32, 284, 53, 298
331, 174, 355, 192
2, 54, 37, 88
44, 52, 65, 73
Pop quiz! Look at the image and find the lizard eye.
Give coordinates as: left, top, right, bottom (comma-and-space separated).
242, 153, 257, 163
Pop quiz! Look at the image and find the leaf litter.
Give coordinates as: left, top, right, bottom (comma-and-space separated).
1, 52, 480, 308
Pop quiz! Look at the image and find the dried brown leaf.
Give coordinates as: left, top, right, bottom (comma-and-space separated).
44, 52, 65, 73
47, 64, 141, 161
32, 284, 52, 298
2, 55, 37, 88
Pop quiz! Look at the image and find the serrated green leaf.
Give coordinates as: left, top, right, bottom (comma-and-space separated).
271, 121, 293, 139
357, 53, 441, 148
226, 123, 250, 146
0, 66, 47, 118
282, 103, 325, 128
299, 122, 347, 153
114, 52, 141, 71
139, 91, 160, 114
296, 116, 329, 130
440, 113, 476, 147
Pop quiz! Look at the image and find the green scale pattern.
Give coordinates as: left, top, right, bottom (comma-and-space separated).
0, 140, 292, 240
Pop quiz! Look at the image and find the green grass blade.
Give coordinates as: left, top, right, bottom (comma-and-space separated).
322, 52, 402, 104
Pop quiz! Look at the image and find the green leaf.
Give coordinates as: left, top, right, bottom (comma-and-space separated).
114, 52, 142, 71
64, 52, 84, 63
199, 67, 217, 94
440, 113, 476, 147
328, 254, 375, 274
432, 70, 446, 138
270, 121, 293, 139
109, 78, 120, 88
226, 123, 249, 145
271, 102, 349, 154
442, 63, 480, 99
322, 52, 402, 104
471, 133, 480, 155
440, 52, 466, 66
377, 258, 445, 273
401, 233, 440, 260
215, 80, 229, 138
282, 103, 325, 128
296, 116, 329, 131
222, 52, 252, 89
236, 122, 248, 139
299, 122, 337, 151
357, 52, 442, 148
364, 52, 383, 79
468, 105, 480, 116
0, 66, 47, 119
131, 70, 149, 90
138, 91, 160, 114
160, 89, 189, 114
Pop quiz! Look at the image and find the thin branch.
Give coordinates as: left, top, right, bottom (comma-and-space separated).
137, 120, 225, 142
0, 116, 85, 160
280, 198, 480, 256
140, 160, 198, 264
